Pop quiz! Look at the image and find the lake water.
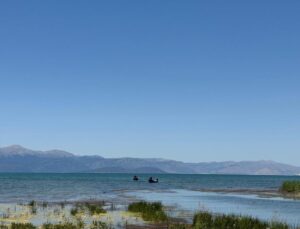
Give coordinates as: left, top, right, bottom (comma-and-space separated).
0, 173, 300, 225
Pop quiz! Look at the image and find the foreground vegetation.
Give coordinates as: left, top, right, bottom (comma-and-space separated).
128, 201, 168, 222
43, 221, 111, 229
127, 201, 294, 229
280, 181, 300, 195
0, 221, 112, 229
192, 211, 290, 229
70, 202, 106, 216
84, 203, 106, 215
0, 201, 298, 229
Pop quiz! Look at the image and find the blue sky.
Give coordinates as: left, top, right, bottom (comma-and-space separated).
0, 1, 299, 164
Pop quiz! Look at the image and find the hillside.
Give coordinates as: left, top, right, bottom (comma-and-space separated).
0, 145, 300, 175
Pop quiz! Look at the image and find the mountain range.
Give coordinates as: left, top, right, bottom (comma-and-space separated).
0, 145, 299, 175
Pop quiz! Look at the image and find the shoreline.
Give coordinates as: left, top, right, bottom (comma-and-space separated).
0, 188, 300, 227
0, 198, 297, 229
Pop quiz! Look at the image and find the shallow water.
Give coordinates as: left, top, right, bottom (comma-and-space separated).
126, 189, 300, 226
0, 173, 300, 225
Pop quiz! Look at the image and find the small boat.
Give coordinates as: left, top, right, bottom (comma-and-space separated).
148, 177, 158, 183
133, 175, 139, 181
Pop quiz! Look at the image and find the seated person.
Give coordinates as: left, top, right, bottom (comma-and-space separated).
133, 175, 138, 181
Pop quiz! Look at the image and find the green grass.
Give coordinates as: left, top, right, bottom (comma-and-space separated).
2, 201, 296, 229
280, 181, 300, 194
169, 223, 192, 229
42, 222, 80, 229
2, 221, 110, 229
42, 220, 111, 229
84, 203, 106, 215
42, 218, 86, 229
70, 202, 106, 216
192, 211, 289, 229
11, 223, 36, 229
0, 211, 295, 229
90, 221, 112, 229
70, 207, 79, 216
128, 201, 168, 222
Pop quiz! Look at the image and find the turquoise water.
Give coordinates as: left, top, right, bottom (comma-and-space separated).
0, 173, 300, 225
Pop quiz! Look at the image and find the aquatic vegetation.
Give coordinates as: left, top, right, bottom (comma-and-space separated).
28, 201, 35, 208
42, 202, 48, 209
0, 202, 296, 229
11, 223, 36, 229
280, 181, 300, 194
193, 211, 213, 228
28, 200, 37, 215
31, 207, 37, 215
70, 207, 79, 216
60, 203, 65, 209
270, 222, 293, 229
128, 201, 168, 222
76, 220, 84, 229
40, 221, 110, 229
109, 203, 116, 211
192, 211, 289, 229
43, 218, 85, 229
42, 220, 111, 229
90, 221, 112, 229
42, 222, 79, 229
70, 202, 106, 216
169, 223, 192, 229
84, 203, 106, 215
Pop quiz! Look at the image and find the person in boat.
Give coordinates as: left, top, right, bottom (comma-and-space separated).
133, 175, 139, 181
148, 177, 158, 183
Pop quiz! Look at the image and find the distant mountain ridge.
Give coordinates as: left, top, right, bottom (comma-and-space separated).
0, 145, 300, 175
0, 145, 74, 158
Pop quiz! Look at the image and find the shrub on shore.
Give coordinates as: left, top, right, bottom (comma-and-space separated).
280, 181, 300, 194
192, 211, 289, 229
128, 201, 168, 222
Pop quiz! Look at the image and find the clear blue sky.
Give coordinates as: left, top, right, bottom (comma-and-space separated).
0, 1, 299, 164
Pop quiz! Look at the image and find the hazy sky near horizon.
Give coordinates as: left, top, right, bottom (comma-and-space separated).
0, 1, 299, 164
